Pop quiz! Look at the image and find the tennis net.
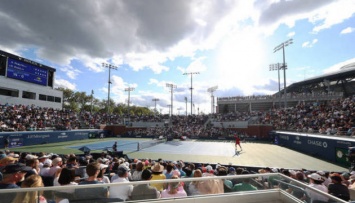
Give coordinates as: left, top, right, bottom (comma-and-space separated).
138, 139, 165, 151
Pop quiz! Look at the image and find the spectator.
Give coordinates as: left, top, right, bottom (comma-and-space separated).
227, 167, 238, 185
75, 156, 88, 179
188, 169, 202, 196
150, 162, 166, 192
45, 157, 63, 177
232, 170, 258, 192
54, 167, 78, 195
75, 162, 109, 202
39, 159, 52, 177
109, 165, 133, 201
164, 162, 175, 179
0, 163, 32, 202
131, 169, 160, 200
287, 171, 307, 199
216, 166, 233, 193
98, 164, 110, 184
161, 175, 187, 198
303, 173, 328, 203
12, 174, 47, 203
131, 161, 144, 181
0, 156, 18, 167
65, 156, 78, 169
25, 155, 40, 179
38, 154, 49, 169
176, 161, 186, 177
328, 173, 350, 201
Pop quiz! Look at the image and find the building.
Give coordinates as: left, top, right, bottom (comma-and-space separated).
217, 62, 355, 113
0, 50, 63, 109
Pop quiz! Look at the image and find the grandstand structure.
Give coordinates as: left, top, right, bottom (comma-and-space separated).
217, 62, 355, 113
0, 50, 62, 109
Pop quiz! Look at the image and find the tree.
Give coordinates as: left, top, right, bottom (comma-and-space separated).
55, 88, 156, 115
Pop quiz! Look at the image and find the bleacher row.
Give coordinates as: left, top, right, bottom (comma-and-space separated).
1, 95, 354, 138
0, 149, 353, 203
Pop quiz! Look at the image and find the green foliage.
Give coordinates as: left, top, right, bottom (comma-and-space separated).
55, 87, 155, 115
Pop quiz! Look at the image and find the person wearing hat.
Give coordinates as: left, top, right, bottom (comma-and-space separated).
25, 155, 40, 179
131, 169, 160, 200
109, 165, 133, 201
0, 156, 18, 167
150, 162, 166, 191
303, 173, 329, 203
227, 167, 238, 185
38, 154, 49, 169
0, 163, 32, 202
328, 173, 350, 201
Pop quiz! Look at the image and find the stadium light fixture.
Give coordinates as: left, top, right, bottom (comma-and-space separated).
184, 96, 188, 116
90, 89, 94, 114
125, 87, 135, 116
183, 72, 200, 115
152, 98, 160, 115
207, 86, 218, 114
269, 63, 284, 108
167, 104, 172, 116
102, 63, 117, 120
166, 83, 177, 116
274, 38, 293, 108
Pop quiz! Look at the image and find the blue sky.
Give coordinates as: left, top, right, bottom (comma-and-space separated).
1, 0, 355, 114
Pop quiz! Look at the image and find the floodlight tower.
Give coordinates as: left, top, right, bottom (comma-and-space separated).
167, 105, 172, 116
207, 86, 218, 114
152, 98, 160, 115
269, 63, 282, 108
274, 38, 293, 108
166, 83, 177, 116
184, 97, 188, 116
183, 72, 200, 115
90, 89, 94, 114
125, 87, 135, 115
102, 63, 117, 116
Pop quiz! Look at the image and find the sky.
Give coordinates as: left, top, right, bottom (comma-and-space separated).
1, 0, 355, 115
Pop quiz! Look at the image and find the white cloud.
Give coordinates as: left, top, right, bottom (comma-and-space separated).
310, 1, 355, 33
287, 32, 295, 38
213, 26, 269, 95
302, 39, 318, 48
323, 58, 355, 74
54, 79, 77, 90
340, 27, 355, 34
60, 66, 81, 79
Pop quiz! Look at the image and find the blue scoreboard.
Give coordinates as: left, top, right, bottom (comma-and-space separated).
7, 57, 48, 86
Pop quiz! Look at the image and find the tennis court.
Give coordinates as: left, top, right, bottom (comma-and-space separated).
68, 138, 347, 172
69, 139, 235, 156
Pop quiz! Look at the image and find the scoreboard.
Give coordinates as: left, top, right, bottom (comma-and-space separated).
0, 50, 55, 87
7, 57, 48, 86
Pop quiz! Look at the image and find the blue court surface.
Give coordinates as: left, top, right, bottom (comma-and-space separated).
69, 140, 235, 156
68, 139, 347, 171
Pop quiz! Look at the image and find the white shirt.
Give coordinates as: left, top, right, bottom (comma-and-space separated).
109, 177, 133, 201
306, 183, 329, 203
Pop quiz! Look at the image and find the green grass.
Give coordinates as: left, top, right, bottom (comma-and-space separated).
2, 138, 121, 155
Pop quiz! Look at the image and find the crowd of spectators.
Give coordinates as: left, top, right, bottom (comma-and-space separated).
218, 91, 344, 102
0, 150, 354, 202
263, 95, 355, 136
1, 95, 354, 137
